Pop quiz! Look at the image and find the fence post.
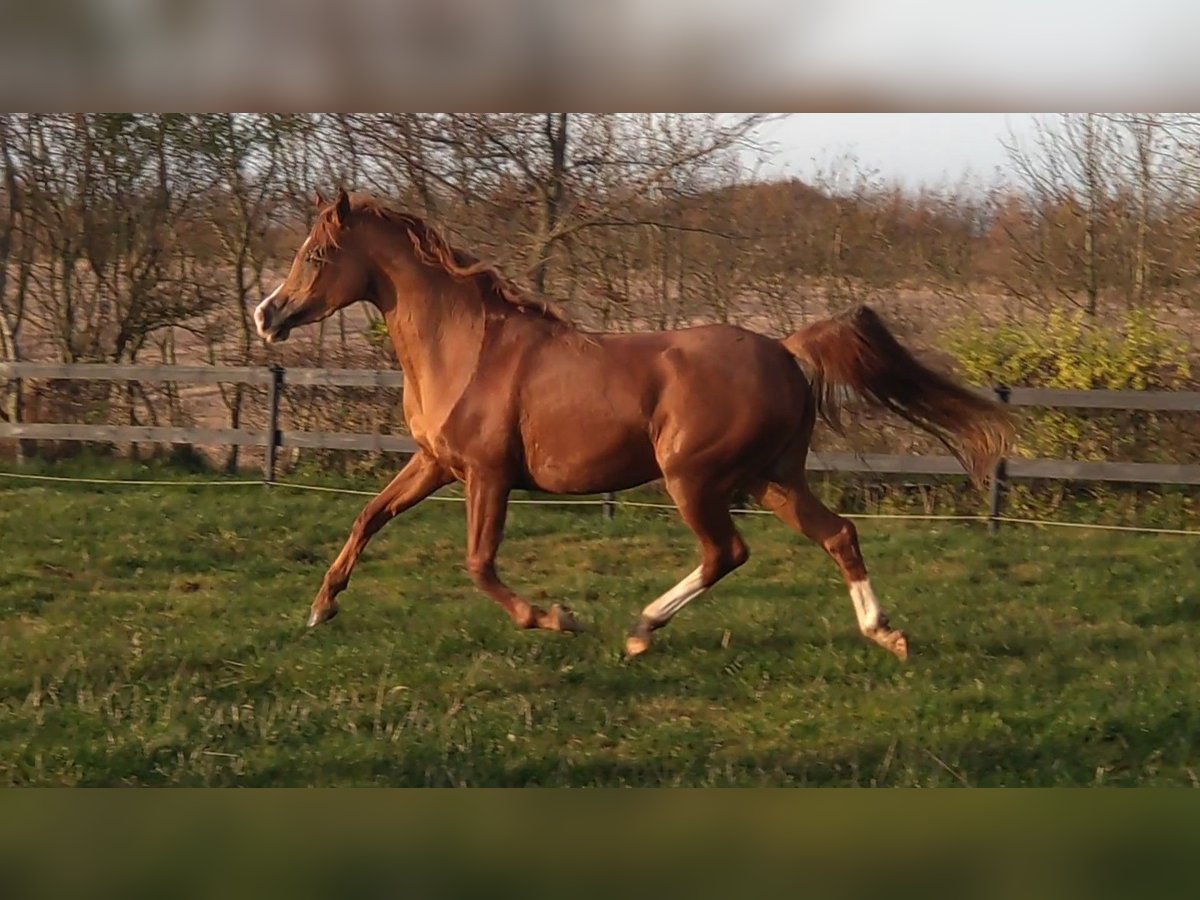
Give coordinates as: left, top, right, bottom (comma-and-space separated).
987, 384, 1011, 535
264, 364, 284, 486
12, 375, 25, 467
602, 491, 616, 521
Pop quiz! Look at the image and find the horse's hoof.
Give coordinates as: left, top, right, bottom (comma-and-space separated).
625, 620, 654, 658
625, 635, 650, 657
874, 628, 908, 661
540, 603, 583, 633
307, 604, 339, 628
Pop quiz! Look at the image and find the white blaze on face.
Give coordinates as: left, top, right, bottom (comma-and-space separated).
849, 579, 884, 633
254, 283, 284, 339
642, 565, 707, 625
254, 236, 311, 340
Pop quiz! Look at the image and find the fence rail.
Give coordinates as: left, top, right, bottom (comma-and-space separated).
2, 364, 1198, 528
0, 362, 276, 386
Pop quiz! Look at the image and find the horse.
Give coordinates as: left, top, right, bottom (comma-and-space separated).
254, 190, 1014, 660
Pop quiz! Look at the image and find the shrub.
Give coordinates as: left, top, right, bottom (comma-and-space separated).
945, 308, 1190, 392
943, 309, 1192, 462
940, 308, 1195, 520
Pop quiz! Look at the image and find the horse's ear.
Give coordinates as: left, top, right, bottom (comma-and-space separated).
313, 190, 326, 209
334, 188, 350, 225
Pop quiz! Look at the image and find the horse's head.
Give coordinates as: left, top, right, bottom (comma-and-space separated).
255, 189, 372, 344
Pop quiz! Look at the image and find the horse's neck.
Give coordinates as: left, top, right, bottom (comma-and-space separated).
377, 264, 488, 420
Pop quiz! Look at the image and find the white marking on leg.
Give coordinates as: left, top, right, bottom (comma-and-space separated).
849, 579, 883, 633
254, 283, 284, 338
642, 565, 707, 625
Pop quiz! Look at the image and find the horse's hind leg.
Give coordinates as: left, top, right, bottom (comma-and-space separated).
625, 475, 749, 657
755, 474, 909, 661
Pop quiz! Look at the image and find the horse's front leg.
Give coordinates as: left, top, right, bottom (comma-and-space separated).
464, 470, 581, 633
308, 450, 452, 627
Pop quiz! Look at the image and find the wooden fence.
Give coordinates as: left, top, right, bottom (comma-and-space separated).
2, 363, 1199, 531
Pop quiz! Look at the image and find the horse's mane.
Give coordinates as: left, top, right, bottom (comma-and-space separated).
313, 195, 569, 325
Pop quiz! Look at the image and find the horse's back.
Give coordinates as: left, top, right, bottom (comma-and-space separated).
596, 323, 806, 407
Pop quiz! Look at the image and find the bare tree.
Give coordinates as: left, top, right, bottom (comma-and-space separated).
190, 114, 309, 470
0, 115, 35, 458
333, 114, 772, 314
999, 114, 1122, 316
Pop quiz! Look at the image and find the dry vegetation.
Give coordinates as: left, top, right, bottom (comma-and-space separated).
2, 114, 1198, 474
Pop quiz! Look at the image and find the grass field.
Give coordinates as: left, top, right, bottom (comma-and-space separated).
1, 463, 1198, 786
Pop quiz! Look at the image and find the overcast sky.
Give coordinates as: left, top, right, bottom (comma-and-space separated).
735, 0, 1200, 188
754, 114, 1038, 189
786, 0, 1200, 105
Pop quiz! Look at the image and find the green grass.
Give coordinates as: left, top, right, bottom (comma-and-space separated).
1, 463, 1198, 786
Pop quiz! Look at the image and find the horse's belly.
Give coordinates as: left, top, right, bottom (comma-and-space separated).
521, 422, 660, 494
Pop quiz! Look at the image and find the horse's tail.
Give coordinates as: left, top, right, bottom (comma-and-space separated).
780, 305, 1015, 487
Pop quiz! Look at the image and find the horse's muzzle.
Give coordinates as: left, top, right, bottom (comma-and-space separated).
254, 295, 294, 344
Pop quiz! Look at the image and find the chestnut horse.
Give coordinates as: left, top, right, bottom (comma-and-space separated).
255, 191, 1013, 660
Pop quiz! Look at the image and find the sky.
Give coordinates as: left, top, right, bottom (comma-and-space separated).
5, 1, 1197, 112
753, 114, 1039, 189
735, 0, 1200, 188
785, 0, 1200, 106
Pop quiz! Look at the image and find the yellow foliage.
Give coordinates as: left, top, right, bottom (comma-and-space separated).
945, 308, 1190, 391
943, 309, 1192, 463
